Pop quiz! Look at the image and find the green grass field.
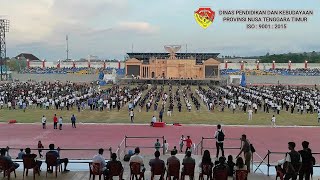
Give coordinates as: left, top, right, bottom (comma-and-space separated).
0, 104, 318, 126
0, 85, 318, 126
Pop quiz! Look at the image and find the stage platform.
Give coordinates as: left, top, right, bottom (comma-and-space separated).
120, 78, 223, 85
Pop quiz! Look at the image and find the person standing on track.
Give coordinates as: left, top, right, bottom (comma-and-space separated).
271, 115, 276, 128
214, 124, 225, 158
58, 116, 63, 130
41, 115, 47, 129
53, 114, 58, 129
37, 141, 44, 158
129, 109, 134, 123
179, 135, 185, 153
183, 136, 193, 153
71, 114, 76, 128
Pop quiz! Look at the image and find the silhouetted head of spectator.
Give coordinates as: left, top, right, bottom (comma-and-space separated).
0, 148, 6, 156
302, 141, 309, 149
171, 150, 177, 156
154, 151, 160, 158
49, 144, 55, 150
98, 148, 104, 155
111, 153, 117, 160
219, 156, 226, 164
288, 142, 296, 150
135, 147, 140, 154
227, 155, 233, 162
186, 151, 192, 158
25, 148, 31, 154
217, 124, 221, 129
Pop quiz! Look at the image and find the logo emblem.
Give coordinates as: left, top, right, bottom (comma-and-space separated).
194, 7, 215, 29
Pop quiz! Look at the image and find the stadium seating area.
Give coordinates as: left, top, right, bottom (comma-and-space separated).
20, 67, 96, 74
221, 68, 320, 76
265, 68, 320, 76
0, 147, 269, 180
19, 67, 126, 76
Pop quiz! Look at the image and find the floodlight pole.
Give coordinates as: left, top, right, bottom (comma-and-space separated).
0, 19, 9, 81
66, 35, 69, 60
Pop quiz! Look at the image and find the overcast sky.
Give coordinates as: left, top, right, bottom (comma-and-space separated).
1, 0, 319, 61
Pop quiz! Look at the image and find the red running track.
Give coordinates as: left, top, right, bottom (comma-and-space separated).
0, 123, 319, 163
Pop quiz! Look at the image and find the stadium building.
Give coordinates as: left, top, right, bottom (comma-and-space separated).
125, 45, 221, 84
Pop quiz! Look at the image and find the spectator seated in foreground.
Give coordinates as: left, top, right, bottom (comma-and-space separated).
46, 144, 69, 172
23, 148, 42, 172
0, 148, 20, 170
149, 151, 166, 179
106, 153, 124, 180
129, 147, 145, 177
212, 156, 229, 177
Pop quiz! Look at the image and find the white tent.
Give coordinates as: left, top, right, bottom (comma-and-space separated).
227, 75, 242, 85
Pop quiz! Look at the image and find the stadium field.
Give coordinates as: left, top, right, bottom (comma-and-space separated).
0, 106, 318, 126
0, 84, 318, 126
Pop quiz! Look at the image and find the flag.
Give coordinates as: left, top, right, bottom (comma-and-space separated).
240, 72, 246, 87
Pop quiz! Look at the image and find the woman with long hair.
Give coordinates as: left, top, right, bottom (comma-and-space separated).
199, 150, 214, 179
235, 157, 247, 171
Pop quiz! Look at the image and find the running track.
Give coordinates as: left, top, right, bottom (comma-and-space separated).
0, 123, 319, 163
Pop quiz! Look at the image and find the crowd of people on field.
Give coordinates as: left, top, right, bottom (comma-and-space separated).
194, 85, 320, 123
0, 81, 149, 113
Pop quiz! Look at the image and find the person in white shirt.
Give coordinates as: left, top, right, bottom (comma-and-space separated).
151, 116, 157, 126
129, 109, 134, 123
248, 109, 253, 121
271, 115, 276, 128
179, 135, 185, 153
232, 103, 236, 114
92, 148, 107, 175
164, 140, 169, 153
58, 117, 63, 130
41, 115, 47, 129
129, 147, 145, 175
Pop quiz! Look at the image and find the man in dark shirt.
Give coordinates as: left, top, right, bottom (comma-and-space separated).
22, 148, 42, 173
284, 142, 301, 180
0, 148, 19, 170
149, 151, 165, 179
46, 144, 69, 172
106, 153, 123, 179
71, 114, 76, 128
298, 141, 312, 180
213, 156, 229, 176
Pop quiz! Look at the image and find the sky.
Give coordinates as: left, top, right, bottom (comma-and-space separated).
0, 0, 319, 61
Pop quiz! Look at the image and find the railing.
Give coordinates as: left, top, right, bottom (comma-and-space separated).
115, 137, 126, 160
255, 150, 320, 176
123, 136, 166, 156
195, 137, 242, 155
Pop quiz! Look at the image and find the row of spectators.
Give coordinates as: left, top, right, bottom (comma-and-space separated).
266, 68, 320, 76
19, 67, 96, 74
220, 68, 320, 76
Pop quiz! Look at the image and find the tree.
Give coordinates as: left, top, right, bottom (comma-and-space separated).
7, 59, 27, 72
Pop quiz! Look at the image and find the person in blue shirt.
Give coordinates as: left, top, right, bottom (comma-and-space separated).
71, 114, 76, 128
46, 144, 69, 172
